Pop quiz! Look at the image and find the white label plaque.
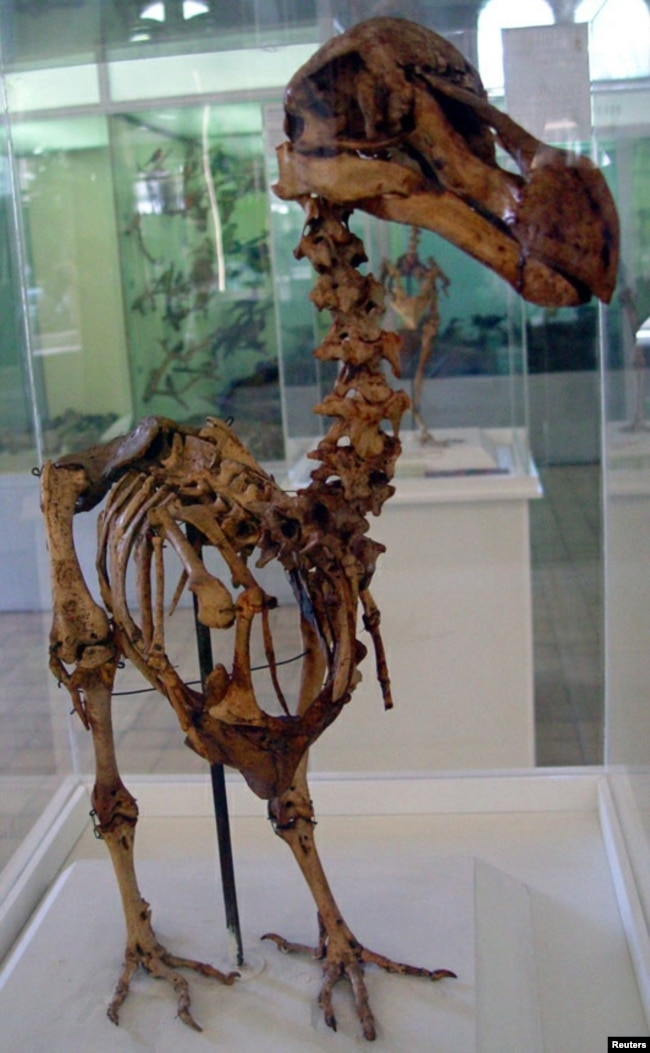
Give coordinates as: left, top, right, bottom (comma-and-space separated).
503, 23, 592, 143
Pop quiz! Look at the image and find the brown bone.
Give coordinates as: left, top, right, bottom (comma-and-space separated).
277, 16, 618, 307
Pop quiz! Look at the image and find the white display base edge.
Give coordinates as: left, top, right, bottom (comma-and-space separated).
598, 778, 650, 1025
0, 776, 87, 962
113, 767, 602, 819
2, 767, 650, 1031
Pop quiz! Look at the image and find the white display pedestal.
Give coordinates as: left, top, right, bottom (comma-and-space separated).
303, 429, 540, 773
0, 772, 647, 1053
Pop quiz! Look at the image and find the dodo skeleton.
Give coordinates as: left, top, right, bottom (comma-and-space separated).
41, 18, 618, 1041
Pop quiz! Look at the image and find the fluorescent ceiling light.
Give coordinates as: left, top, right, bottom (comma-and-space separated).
141, 3, 165, 22
183, 1, 210, 18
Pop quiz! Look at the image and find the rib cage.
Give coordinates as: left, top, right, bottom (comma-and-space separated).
45, 200, 409, 800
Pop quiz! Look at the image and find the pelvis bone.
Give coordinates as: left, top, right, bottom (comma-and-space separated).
275, 16, 618, 308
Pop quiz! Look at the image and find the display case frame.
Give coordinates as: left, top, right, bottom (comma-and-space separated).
1, 2, 650, 1046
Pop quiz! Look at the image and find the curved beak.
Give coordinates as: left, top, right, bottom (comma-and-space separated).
274, 98, 618, 309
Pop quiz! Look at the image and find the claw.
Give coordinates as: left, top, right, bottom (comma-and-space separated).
319, 963, 340, 1032
263, 926, 455, 1040
261, 932, 318, 957
347, 959, 377, 1041
177, 1004, 203, 1032
165, 953, 239, 986
361, 945, 457, 981
430, 968, 458, 981
106, 943, 238, 1030
107, 951, 138, 1025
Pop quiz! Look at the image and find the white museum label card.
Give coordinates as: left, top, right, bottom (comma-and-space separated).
503, 24, 592, 143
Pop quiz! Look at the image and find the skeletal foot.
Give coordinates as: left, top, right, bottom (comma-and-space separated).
262, 916, 455, 1041
108, 940, 239, 1031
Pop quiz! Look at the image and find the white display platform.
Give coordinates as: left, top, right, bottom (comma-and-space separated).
0, 857, 473, 1053
288, 427, 538, 502
300, 431, 540, 773
1, 772, 648, 1052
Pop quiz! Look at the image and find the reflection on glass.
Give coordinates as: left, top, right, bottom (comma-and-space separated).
576, 0, 650, 80
0, 123, 37, 469
0, 1, 320, 67
12, 115, 131, 460
478, 0, 553, 92
112, 104, 283, 461
478, 0, 650, 92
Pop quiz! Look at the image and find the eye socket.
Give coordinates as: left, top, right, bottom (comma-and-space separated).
285, 110, 305, 143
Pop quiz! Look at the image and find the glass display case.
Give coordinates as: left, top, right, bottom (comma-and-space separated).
1, 105, 533, 482
595, 7, 650, 966
1, 6, 650, 1033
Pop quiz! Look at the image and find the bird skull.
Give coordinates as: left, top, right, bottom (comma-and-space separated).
275, 17, 618, 307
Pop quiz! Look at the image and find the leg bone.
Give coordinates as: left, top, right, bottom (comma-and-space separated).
82, 664, 238, 1030
264, 757, 455, 1040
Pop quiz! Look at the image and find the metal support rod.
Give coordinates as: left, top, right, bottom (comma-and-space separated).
208, 759, 245, 968
187, 528, 245, 969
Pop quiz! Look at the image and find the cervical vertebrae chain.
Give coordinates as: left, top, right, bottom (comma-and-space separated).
297, 199, 409, 517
